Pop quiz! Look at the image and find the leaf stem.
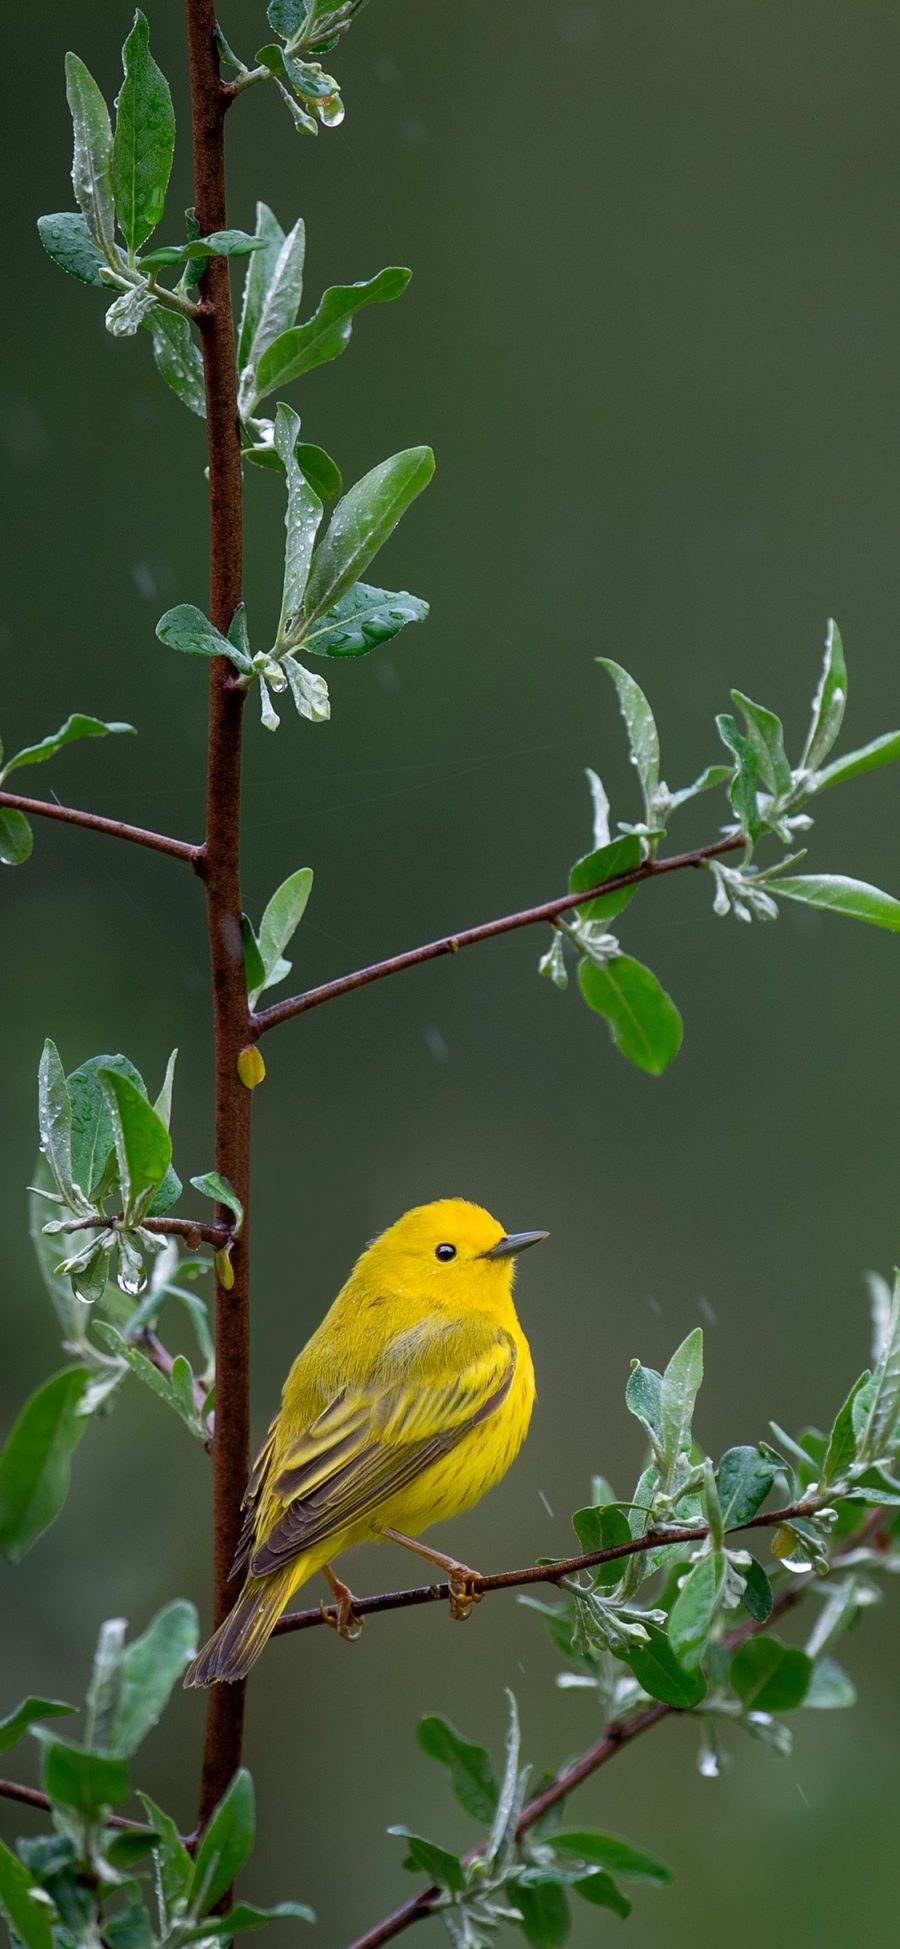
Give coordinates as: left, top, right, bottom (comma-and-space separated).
56, 1214, 230, 1247
252, 834, 745, 1034
0, 790, 202, 868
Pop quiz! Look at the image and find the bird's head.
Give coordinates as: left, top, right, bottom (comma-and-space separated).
360, 1198, 548, 1305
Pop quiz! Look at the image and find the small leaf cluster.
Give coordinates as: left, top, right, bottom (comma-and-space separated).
219, 1, 374, 135
390, 1693, 671, 1947
541, 624, 900, 1074
0, 1608, 312, 1949
0, 1043, 246, 1563
0, 716, 133, 866
39, 11, 266, 367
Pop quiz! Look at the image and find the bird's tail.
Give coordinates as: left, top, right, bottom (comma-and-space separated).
184, 1564, 306, 1687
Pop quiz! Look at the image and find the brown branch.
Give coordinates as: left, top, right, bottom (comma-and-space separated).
252, 834, 745, 1034
0, 789, 202, 868
0, 1777, 144, 1833
56, 1215, 230, 1248
184, 0, 253, 1834
273, 1499, 817, 1638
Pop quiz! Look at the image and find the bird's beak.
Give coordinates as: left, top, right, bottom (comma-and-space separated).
485, 1230, 549, 1259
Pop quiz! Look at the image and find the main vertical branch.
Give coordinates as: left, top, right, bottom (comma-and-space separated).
184, 0, 252, 1826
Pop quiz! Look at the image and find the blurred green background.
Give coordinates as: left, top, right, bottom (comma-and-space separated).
3, 0, 900, 1941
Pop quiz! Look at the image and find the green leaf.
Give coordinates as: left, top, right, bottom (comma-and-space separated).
64, 53, 115, 256
571, 1503, 631, 1587
0, 1839, 54, 1949
113, 11, 175, 253
716, 1447, 776, 1527
190, 1171, 244, 1235
105, 1831, 161, 1870
659, 1329, 704, 1479
108, 1601, 198, 1756
268, 0, 308, 35
509, 1873, 571, 1946
801, 618, 846, 771
274, 403, 323, 645
300, 581, 429, 657
301, 447, 435, 628
822, 1373, 871, 1486
808, 729, 900, 795
668, 1551, 724, 1668
147, 310, 206, 417
624, 1621, 707, 1708
92, 1324, 206, 1440
774, 874, 900, 931
730, 1634, 813, 1712
248, 866, 314, 1006
237, 218, 306, 418
597, 659, 660, 820
37, 211, 106, 286
417, 1716, 497, 1823
568, 834, 642, 924
625, 1362, 663, 1454
295, 442, 342, 501
804, 1656, 856, 1710
667, 764, 731, 812
155, 604, 252, 672
858, 1273, 900, 1459
237, 203, 288, 374
183, 1903, 315, 1939
38, 1039, 78, 1202
552, 1831, 672, 1885
141, 230, 265, 269
103, 1889, 154, 1949
99, 1068, 172, 1218
189, 1770, 255, 1916
739, 1556, 773, 1623
716, 713, 760, 843
136, 1794, 193, 1922
66, 1052, 141, 1201
572, 1871, 632, 1917
0, 1698, 74, 1757
36, 1731, 130, 1815
0, 1368, 91, 1562
577, 954, 682, 1075
387, 1828, 464, 1896
1, 715, 134, 783
255, 268, 411, 398
243, 918, 267, 1000
731, 691, 792, 799
0, 807, 33, 865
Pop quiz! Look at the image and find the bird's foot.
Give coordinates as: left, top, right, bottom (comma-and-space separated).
321, 1568, 364, 1642
446, 1560, 484, 1622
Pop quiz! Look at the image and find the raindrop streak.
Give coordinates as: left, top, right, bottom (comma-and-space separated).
538, 1489, 554, 1518
424, 1026, 449, 1062
645, 1293, 662, 1315
698, 1295, 718, 1325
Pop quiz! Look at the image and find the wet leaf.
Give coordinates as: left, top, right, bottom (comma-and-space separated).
113, 11, 175, 252
255, 267, 410, 397
0, 1368, 92, 1561
578, 954, 682, 1075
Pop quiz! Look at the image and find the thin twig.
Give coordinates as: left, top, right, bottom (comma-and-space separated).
0, 790, 202, 869
0, 1777, 144, 1833
58, 1215, 230, 1248
273, 1499, 817, 1638
252, 834, 745, 1034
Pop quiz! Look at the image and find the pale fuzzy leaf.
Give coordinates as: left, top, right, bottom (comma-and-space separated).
237, 217, 306, 418
585, 767, 610, 847
801, 618, 847, 772
237, 202, 286, 373
283, 657, 331, 723
65, 53, 116, 256
105, 283, 157, 336
148, 310, 206, 417
597, 659, 660, 820
274, 403, 323, 645
775, 874, 900, 931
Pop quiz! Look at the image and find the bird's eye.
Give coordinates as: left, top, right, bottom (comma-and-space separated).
435, 1242, 456, 1262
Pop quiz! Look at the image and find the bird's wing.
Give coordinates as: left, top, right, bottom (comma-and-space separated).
246, 1316, 518, 1577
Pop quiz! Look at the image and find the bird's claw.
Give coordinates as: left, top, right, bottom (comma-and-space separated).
447, 1562, 483, 1622
320, 1588, 364, 1642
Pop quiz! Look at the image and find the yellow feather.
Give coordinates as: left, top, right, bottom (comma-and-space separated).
185, 1199, 542, 1685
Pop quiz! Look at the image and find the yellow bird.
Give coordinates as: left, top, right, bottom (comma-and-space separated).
185, 1199, 546, 1686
